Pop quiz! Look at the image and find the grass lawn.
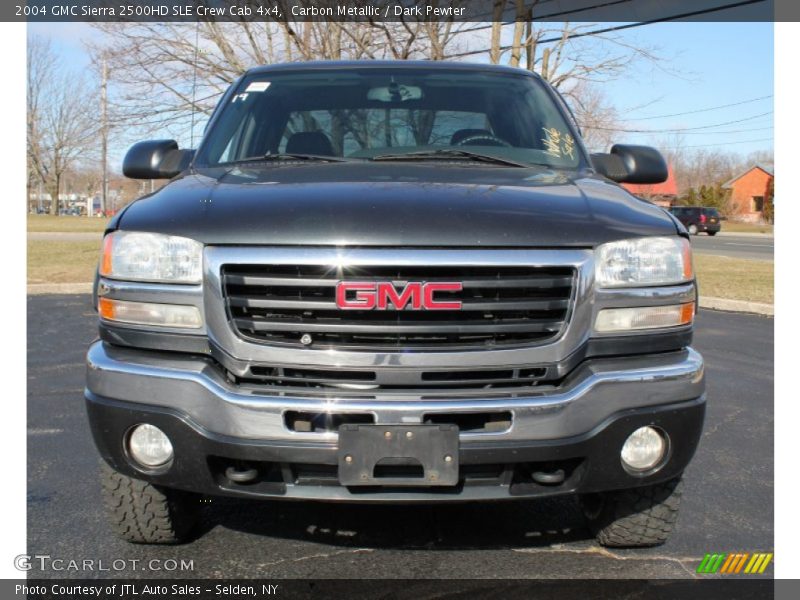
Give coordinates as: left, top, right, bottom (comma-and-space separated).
27, 240, 100, 284
694, 254, 773, 304
720, 221, 773, 235
28, 214, 110, 233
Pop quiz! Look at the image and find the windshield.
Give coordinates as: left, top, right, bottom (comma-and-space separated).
195, 67, 584, 169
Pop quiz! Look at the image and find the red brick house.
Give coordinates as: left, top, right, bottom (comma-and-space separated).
721, 162, 774, 223
622, 164, 678, 207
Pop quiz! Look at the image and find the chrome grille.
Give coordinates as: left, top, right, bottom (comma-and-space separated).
222, 264, 575, 350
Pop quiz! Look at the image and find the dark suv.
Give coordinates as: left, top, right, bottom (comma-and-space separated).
86, 61, 704, 548
669, 206, 721, 235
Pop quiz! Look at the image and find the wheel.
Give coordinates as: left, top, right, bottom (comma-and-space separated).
100, 462, 199, 544
580, 477, 683, 547
688, 224, 698, 235
707, 231, 717, 236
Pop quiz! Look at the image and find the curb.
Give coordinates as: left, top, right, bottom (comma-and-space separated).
27, 283, 93, 295
699, 296, 773, 316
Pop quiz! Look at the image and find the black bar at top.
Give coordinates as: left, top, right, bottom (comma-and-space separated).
8, 0, 778, 23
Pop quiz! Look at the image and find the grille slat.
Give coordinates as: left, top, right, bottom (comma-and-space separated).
235, 317, 565, 334
223, 263, 575, 350
228, 295, 570, 312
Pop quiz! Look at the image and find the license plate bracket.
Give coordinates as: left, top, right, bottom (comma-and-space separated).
338, 424, 459, 486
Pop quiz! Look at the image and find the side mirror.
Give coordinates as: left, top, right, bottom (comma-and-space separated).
123, 140, 194, 179
591, 144, 668, 184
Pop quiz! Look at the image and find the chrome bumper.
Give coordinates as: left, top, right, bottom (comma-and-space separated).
86, 341, 705, 444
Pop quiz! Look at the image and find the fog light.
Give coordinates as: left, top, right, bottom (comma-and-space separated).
621, 426, 667, 472
128, 424, 173, 468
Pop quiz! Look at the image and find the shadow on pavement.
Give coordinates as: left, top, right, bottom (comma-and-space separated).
196, 494, 594, 550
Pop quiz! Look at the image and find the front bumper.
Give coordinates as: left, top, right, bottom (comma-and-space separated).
85, 341, 705, 501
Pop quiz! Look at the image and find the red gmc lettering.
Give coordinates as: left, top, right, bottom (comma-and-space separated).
335, 282, 376, 309
336, 281, 463, 310
376, 282, 422, 310
423, 282, 464, 310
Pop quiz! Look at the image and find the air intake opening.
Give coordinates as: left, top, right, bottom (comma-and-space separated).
285, 411, 375, 433
424, 411, 512, 433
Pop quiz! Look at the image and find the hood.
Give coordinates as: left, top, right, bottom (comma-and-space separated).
116, 162, 678, 247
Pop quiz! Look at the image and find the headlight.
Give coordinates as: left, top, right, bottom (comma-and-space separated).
595, 237, 693, 288
100, 231, 203, 283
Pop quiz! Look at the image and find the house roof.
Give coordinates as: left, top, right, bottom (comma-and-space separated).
622, 164, 678, 197
722, 162, 774, 188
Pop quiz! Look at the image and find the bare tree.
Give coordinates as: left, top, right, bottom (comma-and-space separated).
28, 36, 98, 215
567, 82, 620, 153
89, 12, 661, 158
89, 10, 471, 144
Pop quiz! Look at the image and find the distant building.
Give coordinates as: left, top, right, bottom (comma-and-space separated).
721, 162, 774, 223
622, 164, 678, 208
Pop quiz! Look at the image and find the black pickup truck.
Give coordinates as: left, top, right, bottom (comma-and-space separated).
87, 61, 704, 547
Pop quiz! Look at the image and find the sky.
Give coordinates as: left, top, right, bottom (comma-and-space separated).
596, 21, 773, 155
28, 20, 774, 169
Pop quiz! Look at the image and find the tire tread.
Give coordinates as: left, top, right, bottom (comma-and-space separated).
586, 478, 683, 548
100, 463, 197, 544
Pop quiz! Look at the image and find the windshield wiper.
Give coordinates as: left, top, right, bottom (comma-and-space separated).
371, 149, 530, 168
228, 153, 353, 165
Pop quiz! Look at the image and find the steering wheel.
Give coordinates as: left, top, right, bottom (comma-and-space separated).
455, 134, 510, 148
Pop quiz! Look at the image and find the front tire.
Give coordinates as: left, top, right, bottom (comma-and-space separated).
688, 224, 699, 235
100, 463, 199, 544
580, 477, 683, 547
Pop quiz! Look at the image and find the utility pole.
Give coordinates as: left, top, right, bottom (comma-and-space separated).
100, 56, 108, 217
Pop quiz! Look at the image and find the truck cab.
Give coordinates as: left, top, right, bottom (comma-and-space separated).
87, 61, 704, 547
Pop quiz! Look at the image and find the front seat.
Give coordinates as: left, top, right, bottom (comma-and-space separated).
285, 131, 335, 156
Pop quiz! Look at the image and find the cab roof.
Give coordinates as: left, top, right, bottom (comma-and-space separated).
245, 60, 541, 78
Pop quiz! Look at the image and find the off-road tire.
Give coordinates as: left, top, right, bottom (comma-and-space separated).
100, 463, 199, 544
580, 477, 683, 548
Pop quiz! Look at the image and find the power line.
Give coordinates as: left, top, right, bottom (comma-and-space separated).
585, 111, 773, 133
659, 136, 773, 149
625, 95, 773, 121
649, 126, 773, 136
448, 0, 768, 59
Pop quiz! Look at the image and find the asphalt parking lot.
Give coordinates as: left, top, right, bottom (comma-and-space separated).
27, 295, 773, 579
691, 233, 773, 261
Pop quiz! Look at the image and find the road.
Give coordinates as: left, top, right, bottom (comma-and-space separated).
690, 233, 773, 261
27, 295, 773, 579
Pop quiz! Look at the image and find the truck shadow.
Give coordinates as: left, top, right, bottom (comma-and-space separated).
196, 495, 593, 549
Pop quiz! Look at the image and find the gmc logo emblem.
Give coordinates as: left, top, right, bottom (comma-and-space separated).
335, 281, 463, 310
